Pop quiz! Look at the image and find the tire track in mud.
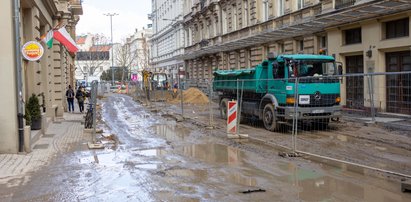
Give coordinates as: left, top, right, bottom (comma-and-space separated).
97, 94, 169, 201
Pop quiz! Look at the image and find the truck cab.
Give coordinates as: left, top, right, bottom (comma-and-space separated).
261, 54, 341, 130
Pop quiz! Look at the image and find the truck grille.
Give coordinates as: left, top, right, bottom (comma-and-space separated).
298, 93, 339, 107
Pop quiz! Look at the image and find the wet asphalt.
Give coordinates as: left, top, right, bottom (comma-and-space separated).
1, 94, 411, 202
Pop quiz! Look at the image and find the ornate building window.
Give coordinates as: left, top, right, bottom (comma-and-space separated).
297, 0, 304, 10
232, 4, 237, 30
222, 9, 228, 34
262, 0, 269, 22
278, 0, 284, 16
243, 0, 249, 28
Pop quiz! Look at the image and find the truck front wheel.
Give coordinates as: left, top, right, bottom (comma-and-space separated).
263, 104, 279, 131
220, 98, 229, 120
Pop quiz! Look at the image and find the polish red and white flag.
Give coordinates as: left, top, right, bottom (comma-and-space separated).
53, 27, 79, 53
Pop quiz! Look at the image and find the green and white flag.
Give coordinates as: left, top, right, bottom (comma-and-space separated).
41, 30, 54, 49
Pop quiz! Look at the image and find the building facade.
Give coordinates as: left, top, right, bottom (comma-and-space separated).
75, 34, 113, 83
0, 0, 82, 153
125, 27, 153, 80
149, 0, 186, 82
182, 0, 411, 114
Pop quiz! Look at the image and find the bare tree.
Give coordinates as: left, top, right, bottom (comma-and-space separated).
76, 34, 110, 79
114, 40, 139, 83
136, 34, 150, 71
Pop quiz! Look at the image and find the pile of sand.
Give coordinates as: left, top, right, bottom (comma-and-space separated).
170, 87, 209, 105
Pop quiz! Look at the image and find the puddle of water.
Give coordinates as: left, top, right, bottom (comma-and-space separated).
375, 146, 387, 151
166, 169, 208, 182
135, 149, 162, 157
79, 151, 132, 167
226, 172, 258, 187
135, 164, 158, 170
291, 158, 411, 202
167, 143, 411, 201
175, 144, 244, 165
155, 191, 200, 202
76, 171, 154, 202
337, 135, 348, 142
152, 124, 190, 141
97, 96, 411, 201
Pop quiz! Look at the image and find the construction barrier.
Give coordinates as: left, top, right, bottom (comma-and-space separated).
227, 100, 237, 134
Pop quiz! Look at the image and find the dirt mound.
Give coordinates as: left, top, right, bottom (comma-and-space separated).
170, 87, 209, 105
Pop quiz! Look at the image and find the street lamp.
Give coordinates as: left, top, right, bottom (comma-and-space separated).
103, 13, 118, 85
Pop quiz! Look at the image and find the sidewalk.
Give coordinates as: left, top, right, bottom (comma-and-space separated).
0, 111, 84, 185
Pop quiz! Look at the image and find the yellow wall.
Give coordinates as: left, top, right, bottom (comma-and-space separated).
0, 0, 19, 153
327, 12, 411, 111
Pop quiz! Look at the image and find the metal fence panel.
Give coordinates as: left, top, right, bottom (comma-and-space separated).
128, 72, 411, 178
294, 72, 411, 178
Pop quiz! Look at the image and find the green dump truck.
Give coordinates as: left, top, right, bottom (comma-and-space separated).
213, 54, 342, 131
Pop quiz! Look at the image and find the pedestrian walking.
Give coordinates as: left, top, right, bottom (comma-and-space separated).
76, 86, 85, 113
66, 85, 75, 112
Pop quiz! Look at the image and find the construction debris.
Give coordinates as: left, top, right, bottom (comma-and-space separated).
401, 179, 411, 192
169, 88, 209, 105
278, 152, 302, 158
240, 189, 266, 194
87, 142, 104, 149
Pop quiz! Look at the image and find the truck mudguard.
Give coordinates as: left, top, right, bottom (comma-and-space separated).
259, 94, 279, 113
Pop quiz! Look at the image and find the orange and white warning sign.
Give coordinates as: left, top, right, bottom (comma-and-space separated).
227, 100, 237, 134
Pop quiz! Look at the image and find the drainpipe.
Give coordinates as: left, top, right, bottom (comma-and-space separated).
13, 0, 24, 152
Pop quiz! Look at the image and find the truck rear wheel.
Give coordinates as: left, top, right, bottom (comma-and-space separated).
263, 104, 279, 131
220, 98, 229, 120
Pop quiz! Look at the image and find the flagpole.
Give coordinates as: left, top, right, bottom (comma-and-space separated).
38, 21, 66, 44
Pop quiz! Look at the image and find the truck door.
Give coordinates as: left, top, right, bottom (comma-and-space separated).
269, 61, 286, 103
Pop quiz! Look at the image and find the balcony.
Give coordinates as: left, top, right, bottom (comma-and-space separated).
335, 0, 356, 10
69, 0, 83, 15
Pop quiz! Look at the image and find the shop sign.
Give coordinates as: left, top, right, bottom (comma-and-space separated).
21, 41, 44, 61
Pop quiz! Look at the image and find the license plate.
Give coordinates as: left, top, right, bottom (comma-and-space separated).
312, 109, 324, 114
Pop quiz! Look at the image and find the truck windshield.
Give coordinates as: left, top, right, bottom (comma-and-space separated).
289, 60, 336, 78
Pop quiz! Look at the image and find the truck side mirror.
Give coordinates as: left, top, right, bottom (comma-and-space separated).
338, 64, 343, 75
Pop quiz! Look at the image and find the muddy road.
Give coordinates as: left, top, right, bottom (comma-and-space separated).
160, 100, 411, 177
1, 94, 410, 201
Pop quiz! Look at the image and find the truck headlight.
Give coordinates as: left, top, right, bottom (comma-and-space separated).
335, 97, 341, 103
286, 97, 295, 104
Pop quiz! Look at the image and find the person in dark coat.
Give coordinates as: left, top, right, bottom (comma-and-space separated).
76, 86, 85, 113
66, 85, 75, 113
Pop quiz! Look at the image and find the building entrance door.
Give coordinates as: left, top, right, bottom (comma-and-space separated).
345, 55, 364, 109
386, 51, 411, 114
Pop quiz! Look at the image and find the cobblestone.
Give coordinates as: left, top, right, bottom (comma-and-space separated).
0, 112, 84, 184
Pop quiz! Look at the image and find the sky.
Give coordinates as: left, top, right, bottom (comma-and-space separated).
76, 0, 152, 43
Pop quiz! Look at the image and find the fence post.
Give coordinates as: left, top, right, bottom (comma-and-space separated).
180, 77, 184, 117
154, 80, 159, 111
238, 80, 245, 133
367, 74, 376, 122
91, 80, 98, 143
292, 78, 299, 153
236, 79, 240, 136
209, 79, 214, 128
